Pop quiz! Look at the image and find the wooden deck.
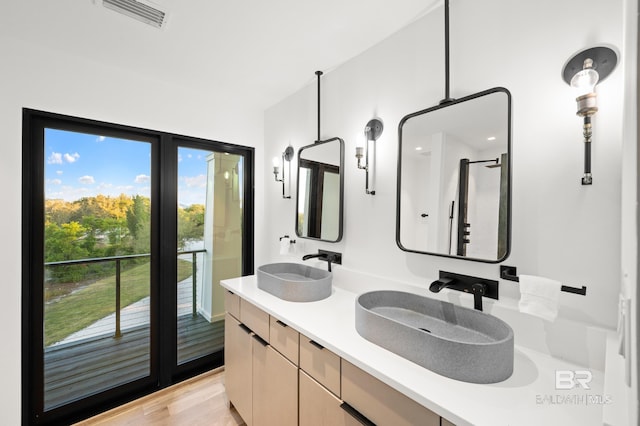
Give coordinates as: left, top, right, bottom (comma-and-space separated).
44, 314, 224, 410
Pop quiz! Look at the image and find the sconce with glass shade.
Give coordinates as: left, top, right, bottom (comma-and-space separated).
273, 145, 294, 198
356, 118, 383, 195
562, 46, 618, 185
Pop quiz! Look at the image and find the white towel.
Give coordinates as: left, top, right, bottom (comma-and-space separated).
518, 275, 561, 322
279, 237, 291, 255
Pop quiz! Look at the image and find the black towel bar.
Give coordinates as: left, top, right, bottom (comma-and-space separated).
500, 265, 586, 296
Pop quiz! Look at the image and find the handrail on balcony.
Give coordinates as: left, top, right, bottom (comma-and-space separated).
45, 249, 206, 338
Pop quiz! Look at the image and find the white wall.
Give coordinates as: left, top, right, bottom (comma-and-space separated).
0, 36, 265, 424
265, 0, 624, 329
620, 0, 638, 420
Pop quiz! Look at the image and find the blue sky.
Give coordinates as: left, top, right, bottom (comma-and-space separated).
44, 129, 209, 206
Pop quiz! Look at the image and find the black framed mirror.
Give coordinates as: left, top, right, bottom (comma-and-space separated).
396, 87, 512, 263
296, 137, 344, 242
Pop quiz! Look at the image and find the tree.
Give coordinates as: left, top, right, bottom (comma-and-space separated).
45, 221, 90, 282
126, 195, 151, 253
178, 204, 205, 249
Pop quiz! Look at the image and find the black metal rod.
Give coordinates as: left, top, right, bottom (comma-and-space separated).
500, 266, 587, 295
316, 70, 323, 142
468, 158, 499, 165
192, 252, 197, 317
584, 116, 592, 174
439, 0, 454, 104
115, 259, 121, 338
44, 249, 205, 266
444, 0, 450, 101
456, 159, 469, 256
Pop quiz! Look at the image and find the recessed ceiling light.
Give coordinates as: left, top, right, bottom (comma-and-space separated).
415, 147, 423, 151
487, 136, 496, 141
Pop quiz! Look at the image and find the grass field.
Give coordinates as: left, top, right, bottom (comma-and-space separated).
44, 259, 193, 346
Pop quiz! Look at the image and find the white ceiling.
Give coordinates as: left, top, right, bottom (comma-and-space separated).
4, 0, 440, 111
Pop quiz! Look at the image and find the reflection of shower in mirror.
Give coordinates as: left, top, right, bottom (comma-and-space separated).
454, 156, 507, 259
396, 87, 512, 263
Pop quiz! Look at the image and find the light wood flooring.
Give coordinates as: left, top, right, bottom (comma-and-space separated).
74, 367, 245, 425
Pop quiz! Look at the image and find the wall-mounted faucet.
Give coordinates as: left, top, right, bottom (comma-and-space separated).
429, 271, 497, 311
302, 249, 342, 272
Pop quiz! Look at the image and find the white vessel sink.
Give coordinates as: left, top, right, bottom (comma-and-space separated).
355, 290, 514, 383
257, 263, 332, 302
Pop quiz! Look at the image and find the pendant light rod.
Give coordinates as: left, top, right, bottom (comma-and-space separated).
440, 0, 454, 104
315, 70, 323, 142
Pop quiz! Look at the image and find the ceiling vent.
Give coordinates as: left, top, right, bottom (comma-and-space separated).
101, 0, 167, 29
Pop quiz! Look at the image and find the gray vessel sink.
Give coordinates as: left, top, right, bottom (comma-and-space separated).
257, 263, 332, 302
355, 290, 514, 384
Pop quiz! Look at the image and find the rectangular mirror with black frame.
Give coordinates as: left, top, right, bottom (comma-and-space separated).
296, 137, 344, 242
396, 88, 512, 263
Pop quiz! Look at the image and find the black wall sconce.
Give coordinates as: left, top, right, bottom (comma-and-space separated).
356, 118, 383, 195
562, 46, 617, 185
273, 145, 294, 199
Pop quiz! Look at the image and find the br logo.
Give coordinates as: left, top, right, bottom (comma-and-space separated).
555, 370, 593, 390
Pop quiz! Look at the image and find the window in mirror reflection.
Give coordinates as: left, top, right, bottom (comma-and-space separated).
296, 138, 343, 242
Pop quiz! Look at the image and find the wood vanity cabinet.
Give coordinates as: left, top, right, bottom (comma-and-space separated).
299, 336, 341, 397
224, 313, 253, 425
224, 292, 455, 426
299, 370, 360, 426
224, 294, 297, 426
341, 360, 440, 426
252, 336, 298, 426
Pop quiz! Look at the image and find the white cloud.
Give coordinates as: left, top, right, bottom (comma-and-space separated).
97, 136, 106, 142
183, 174, 207, 188
134, 174, 151, 184
96, 183, 113, 191
56, 170, 63, 175
46, 186, 90, 201
47, 152, 63, 164
78, 175, 95, 184
47, 179, 62, 185
64, 152, 80, 163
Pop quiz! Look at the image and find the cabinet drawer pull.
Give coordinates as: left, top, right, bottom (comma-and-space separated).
309, 340, 324, 350
227, 290, 234, 295
238, 323, 252, 334
275, 319, 288, 328
252, 334, 268, 347
340, 402, 376, 426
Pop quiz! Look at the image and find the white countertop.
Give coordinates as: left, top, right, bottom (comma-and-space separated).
221, 275, 611, 426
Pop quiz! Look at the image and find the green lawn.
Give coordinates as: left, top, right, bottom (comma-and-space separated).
44, 259, 193, 346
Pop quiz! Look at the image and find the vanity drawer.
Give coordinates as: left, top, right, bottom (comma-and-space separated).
300, 335, 341, 397
300, 370, 360, 426
224, 290, 240, 320
240, 298, 270, 342
269, 316, 299, 365
341, 360, 439, 426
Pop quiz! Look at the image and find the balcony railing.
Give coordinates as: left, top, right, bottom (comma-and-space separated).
45, 249, 206, 339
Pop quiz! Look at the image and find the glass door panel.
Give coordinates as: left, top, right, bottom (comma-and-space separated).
177, 147, 244, 364
43, 128, 152, 410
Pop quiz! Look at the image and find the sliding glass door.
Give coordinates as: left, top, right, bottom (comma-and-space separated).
42, 129, 154, 411
176, 146, 245, 365
23, 110, 254, 425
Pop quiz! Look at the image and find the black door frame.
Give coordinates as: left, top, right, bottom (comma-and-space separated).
22, 109, 254, 425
